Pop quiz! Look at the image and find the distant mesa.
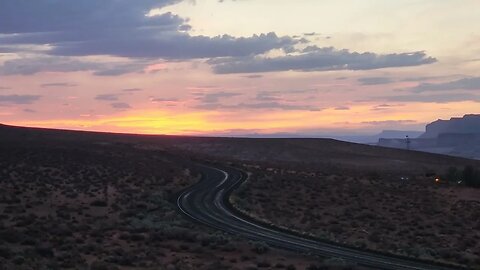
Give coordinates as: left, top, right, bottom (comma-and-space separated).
421, 114, 480, 138
378, 114, 480, 160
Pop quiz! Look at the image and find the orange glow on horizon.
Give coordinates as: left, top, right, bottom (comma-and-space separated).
4, 101, 479, 136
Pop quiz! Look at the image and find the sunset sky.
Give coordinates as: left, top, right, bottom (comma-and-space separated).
1, 0, 479, 136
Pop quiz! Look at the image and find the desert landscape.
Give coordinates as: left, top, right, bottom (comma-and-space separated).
3, 2, 480, 269
1, 124, 479, 269
231, 165, 480, 268
0, 125, 339, 270
167, 135, 480, 268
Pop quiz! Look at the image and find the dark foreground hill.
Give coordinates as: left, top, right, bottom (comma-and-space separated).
0, 124, 325, 270
1, 123, 476, 176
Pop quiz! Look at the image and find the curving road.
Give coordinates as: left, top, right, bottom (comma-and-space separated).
176, 163, 461, 270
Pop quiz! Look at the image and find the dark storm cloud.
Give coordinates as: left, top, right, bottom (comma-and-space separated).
358, 77, 394, 85
0, 0, 181, 34
411, 77, 480, 92
0, 94, 41, 104
49, 32, 296, 60
211, 47, 436, 74
0, 1, 297, 60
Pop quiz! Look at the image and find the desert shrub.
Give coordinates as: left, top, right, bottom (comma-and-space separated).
257, 260, 271, 267
0, 229, 25, 243
252, 241, 269, 254
90, 261, 120, 270
286, 265, 296, 270
445, 167, 460, 183
366, 171, 380, 181
129, 234, 145, 242
221, 242, 237, 252
90, 200, 108, 207
35, 243, 54, 258
324, 257, 347, 268
0, 246, 12, 259
240, 255, 251, 261
463, 165, 480, 188
12, 255, 25, 265
305, 264, 321, 270
368, 232, 381, 243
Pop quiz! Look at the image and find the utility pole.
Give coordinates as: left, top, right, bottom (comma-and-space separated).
406, 135, 411, 150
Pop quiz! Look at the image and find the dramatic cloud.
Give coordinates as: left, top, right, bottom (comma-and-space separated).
211, 48, 436, 74
0, 94, 41, 104
371, 104, 402, 111
195, 101, 320, 111
361, 120, 416, 125
0, 56, 101, 76
235, 102, 320, 111
150, 98, 179, 102
40, 82, 77, 88
51, 33, 297, 60
0, 56, 148, 76
0, 0, 181, 34
122, 88, 143, 92
253, 89, 317, 103
111, 102, 131, 109
255, 92, 283, 102
191, 89, 319, 111
196, 91, 242, 103
95, 94, 120, 101
411, 77, 480, 92
242, 74, 263, 79
358, 77, 394, 85
383, 93, 480, 103
0, 1, 297, 60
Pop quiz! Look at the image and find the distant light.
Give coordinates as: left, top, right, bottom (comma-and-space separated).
435, 178, 440, 183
